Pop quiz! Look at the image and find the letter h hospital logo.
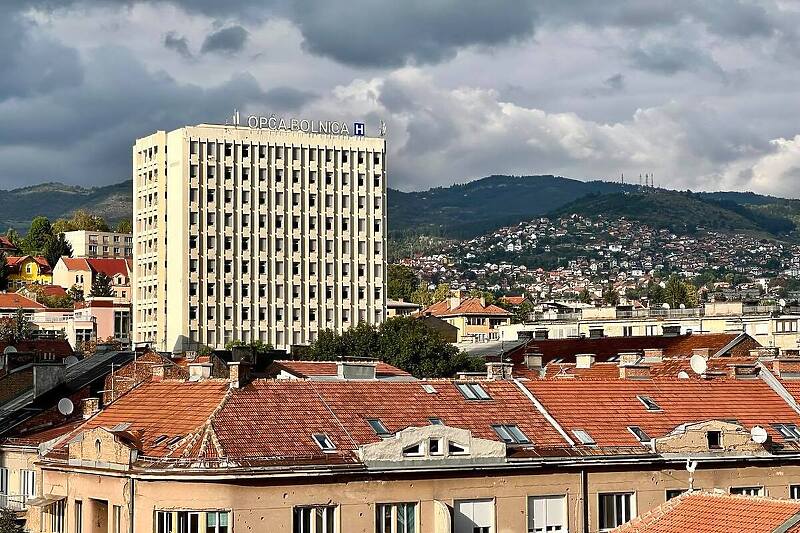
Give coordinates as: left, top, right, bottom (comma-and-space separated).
353, 122, 365, 136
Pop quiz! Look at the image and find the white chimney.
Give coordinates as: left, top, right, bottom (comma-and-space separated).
576, 353, 595, 369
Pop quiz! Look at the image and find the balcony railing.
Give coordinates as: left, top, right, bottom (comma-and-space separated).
0, 494, 28, 511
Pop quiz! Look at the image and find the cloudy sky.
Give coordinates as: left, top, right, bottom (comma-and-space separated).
2, 1, 800, 196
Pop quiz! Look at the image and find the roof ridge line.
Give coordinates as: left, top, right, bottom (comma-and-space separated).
307, 381, 360, 452
512, 378, 575, 446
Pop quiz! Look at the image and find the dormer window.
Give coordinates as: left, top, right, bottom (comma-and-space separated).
367, 419, 391, 437
492, 424, 531, 444
457, 383, 491, 400
402, 443, 423, 457
707, 430, 722, 449
448, 441, 469, 455
428, 418, 443, 425
313, 433, 336, 452
637, 395, 661, 411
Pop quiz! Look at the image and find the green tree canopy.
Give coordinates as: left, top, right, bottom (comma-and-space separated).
42, 232, 73, 268
116, 219, 133, 234
387, 264, 419, 301
0, 508, 24, 533
0, 253, 8, 291
304, 316, 483, 378
0, 309, 36, 343
20, 216, 53, 254
90, 272, 115, 297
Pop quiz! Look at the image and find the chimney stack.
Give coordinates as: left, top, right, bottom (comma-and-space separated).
619, 352, 642, 366
81, 397, 100, 419
642, 348, 663, 362
773, 356, 800, 379
337, 361, 377, 380
524, 353, 543, 370
692, 348, 710, 358
188, 362, 212, 381
486, 362, 513, 380
728, 363, 760, 380
575, 354, 595, 369
228, 361, 251, 389
151, 364, 165, 381
619, 364, 651, 380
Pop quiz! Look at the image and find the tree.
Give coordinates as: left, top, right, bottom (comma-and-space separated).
0, 309, 35, 343
4, 229, 20, 249
0, 508, 24, 533
662, 275, 698, 309
90, 272, 115, 297
512, 300, 535, 324
53, 210, 111, 233
42, 232, 73, 268
116, 219, 133, 234
20, 216, 53, 254
68, 284, 85, 302
602, 285, 620, 306
578, 288, 592, 304
410, 283, 450, 307
387, 264, 418, 301
0, 253, 8, 291
305, 317, 484, 378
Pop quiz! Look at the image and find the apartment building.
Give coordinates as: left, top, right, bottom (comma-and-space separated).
132, 122, 387, 351
501, 302, 800, 352
14, 348, 800, 533
62, 230, 133, 259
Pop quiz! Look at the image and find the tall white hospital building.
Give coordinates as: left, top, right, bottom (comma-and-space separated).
133, 120, 387, 351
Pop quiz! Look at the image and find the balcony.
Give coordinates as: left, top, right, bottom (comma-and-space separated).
0, 494, 29, 512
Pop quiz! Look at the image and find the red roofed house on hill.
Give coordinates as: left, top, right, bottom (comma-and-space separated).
52, 257, 132, 303
419, 291, 512, 342
0, 235, 19, 255
4, 255, 52, 288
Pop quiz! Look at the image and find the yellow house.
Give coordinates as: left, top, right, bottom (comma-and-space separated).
6, 256, 53, 288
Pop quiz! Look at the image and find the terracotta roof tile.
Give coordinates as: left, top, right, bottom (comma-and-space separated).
421, 297, 512, 317
270, 360, 411, 378
59, 258, 89, 271
85, 258, 130, 278
0, 292, 45, 309
612, 491, 800, 532
524, 377, 800, 447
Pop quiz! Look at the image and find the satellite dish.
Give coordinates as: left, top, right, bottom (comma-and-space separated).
751, 426, 768, 444
3, 346, 17, 354
689, 354, 708, 375
662, 303, 670, 309
780, 299, 787, 308
57, 398, 74, 416
64, 356, 79, 367
677, 370, 690, 379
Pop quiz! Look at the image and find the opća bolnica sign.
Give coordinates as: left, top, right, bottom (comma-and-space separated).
235, 110, 366, 136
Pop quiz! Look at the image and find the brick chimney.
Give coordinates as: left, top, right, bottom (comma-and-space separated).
575, 354, 595, 369
642, 349, 663, 362
619, 364, 651, 380
151, 364, 165, 381
81, 397, 100, 419
486, 362, 513, 380
728, 363, 760, 380
449, 295, 461, 310
228, 361, 251, 389
619, 352, 642, 366
773, 357, 800, 379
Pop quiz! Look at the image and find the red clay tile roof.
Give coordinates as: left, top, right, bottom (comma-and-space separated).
212, 379, 568, 461
532, 356, 760, 381
5, 255, 51, 274
63, 380, 230, 457
34, 285, 68, 298
612, 491, 800, 532
0, 339, 74, 358
0, 292, 45, 309
520, 333, 756, 365
524, 377, 800, 448
500, 296, 526, 305
270, 360, 411, 378
421, 297, 512, 317
0, 236, 17, 250
85, 258, 130, 278
59, 257, 90, 271
3, 419, 86, 447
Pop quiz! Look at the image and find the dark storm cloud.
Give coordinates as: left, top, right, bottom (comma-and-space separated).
263, 87, 317, 111
286, 0, 538, 67
164, 31, 192, 58
200, 25, 249, 54
628, 43, 725, 77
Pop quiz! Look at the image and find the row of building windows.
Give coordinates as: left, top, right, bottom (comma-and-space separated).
189, 141, 383, 167
190, 165, 383, 188
189, 282, 382, 300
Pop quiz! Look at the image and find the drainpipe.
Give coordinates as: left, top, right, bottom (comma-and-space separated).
581, 468, 590, 533
128, 477, 135, 533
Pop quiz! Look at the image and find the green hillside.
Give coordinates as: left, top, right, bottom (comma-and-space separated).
388, 175, 631, 238
0, 180, 132, 231
552, 189, 796, 237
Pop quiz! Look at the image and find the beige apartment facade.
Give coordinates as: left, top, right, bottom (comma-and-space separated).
63, 230, 133, 259
132, 122, 387, 351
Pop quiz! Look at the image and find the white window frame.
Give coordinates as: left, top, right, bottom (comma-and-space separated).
206, 511, 230, 533
293, 505, 337, 533
598, 492, 635, 531
20, 469, 36, 499
376, 502, 418, 533
527, 494, 567, 533
730, 486, 763, 496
